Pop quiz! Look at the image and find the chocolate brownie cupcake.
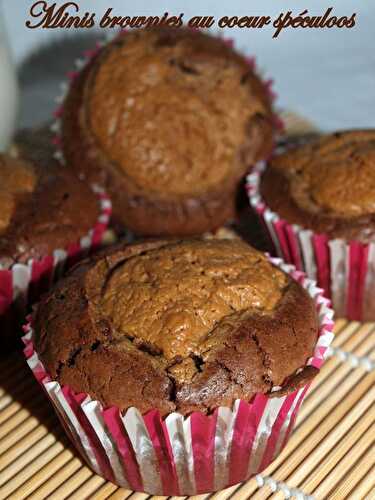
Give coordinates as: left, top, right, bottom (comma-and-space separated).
27, 238, 334, 494
261, 130, 375, 241
0, 154, 100, 266
0, 148, 110, 350
247, 129, 375, 319
61, 27, 277, 236
33, 239, 318, 416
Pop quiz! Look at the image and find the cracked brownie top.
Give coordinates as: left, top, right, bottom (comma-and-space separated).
261, 130, 375, 241
33, 239, 319, 416
83, 28, 274, 197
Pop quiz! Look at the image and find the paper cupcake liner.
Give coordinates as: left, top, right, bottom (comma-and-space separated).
51, 30, 283, 167
246, 161, 375, 321
0, 187, 112, 348
22, 257, 334, 495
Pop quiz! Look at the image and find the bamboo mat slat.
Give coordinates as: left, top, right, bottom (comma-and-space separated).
0, 113, 374, 499
0, 318, 374, 500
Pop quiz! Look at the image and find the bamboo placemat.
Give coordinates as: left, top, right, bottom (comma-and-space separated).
1, 113, 374, 499
0, 319, 374, 500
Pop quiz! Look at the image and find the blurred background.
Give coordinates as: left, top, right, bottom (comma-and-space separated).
0, 0, 374, 140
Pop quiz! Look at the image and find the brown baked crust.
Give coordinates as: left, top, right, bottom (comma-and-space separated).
61, 27, 276, 236
34, 239, 318, 416
261, 130, 375, 241
0, 130, 100, 266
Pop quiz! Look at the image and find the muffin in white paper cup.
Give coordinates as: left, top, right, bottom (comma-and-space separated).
247, 130, 375, 321
22, 239, 333, 495
0, 152, 112, 350
51, 27, 283, 238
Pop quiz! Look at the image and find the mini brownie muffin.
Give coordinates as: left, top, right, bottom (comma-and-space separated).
61, 27, 276, 236
0, 152, 99, 267
249, 129, 375, 320
261, 130, 375, 241
33, 239, 318, 416
0, 142, 109, 351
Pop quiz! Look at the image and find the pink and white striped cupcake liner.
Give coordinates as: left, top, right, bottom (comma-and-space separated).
22, 257, 334, 495
0, 187, 112, 348
247, 161, 375, 321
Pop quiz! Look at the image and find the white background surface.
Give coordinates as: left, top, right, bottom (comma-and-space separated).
1, 0, 374, 130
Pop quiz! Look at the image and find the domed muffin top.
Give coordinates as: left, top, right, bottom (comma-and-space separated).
261, 130, 375, 240
101, 239, 287, 360
84, 28, 274, 198
34, 239, 318, 416
0, 137, 100, 266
